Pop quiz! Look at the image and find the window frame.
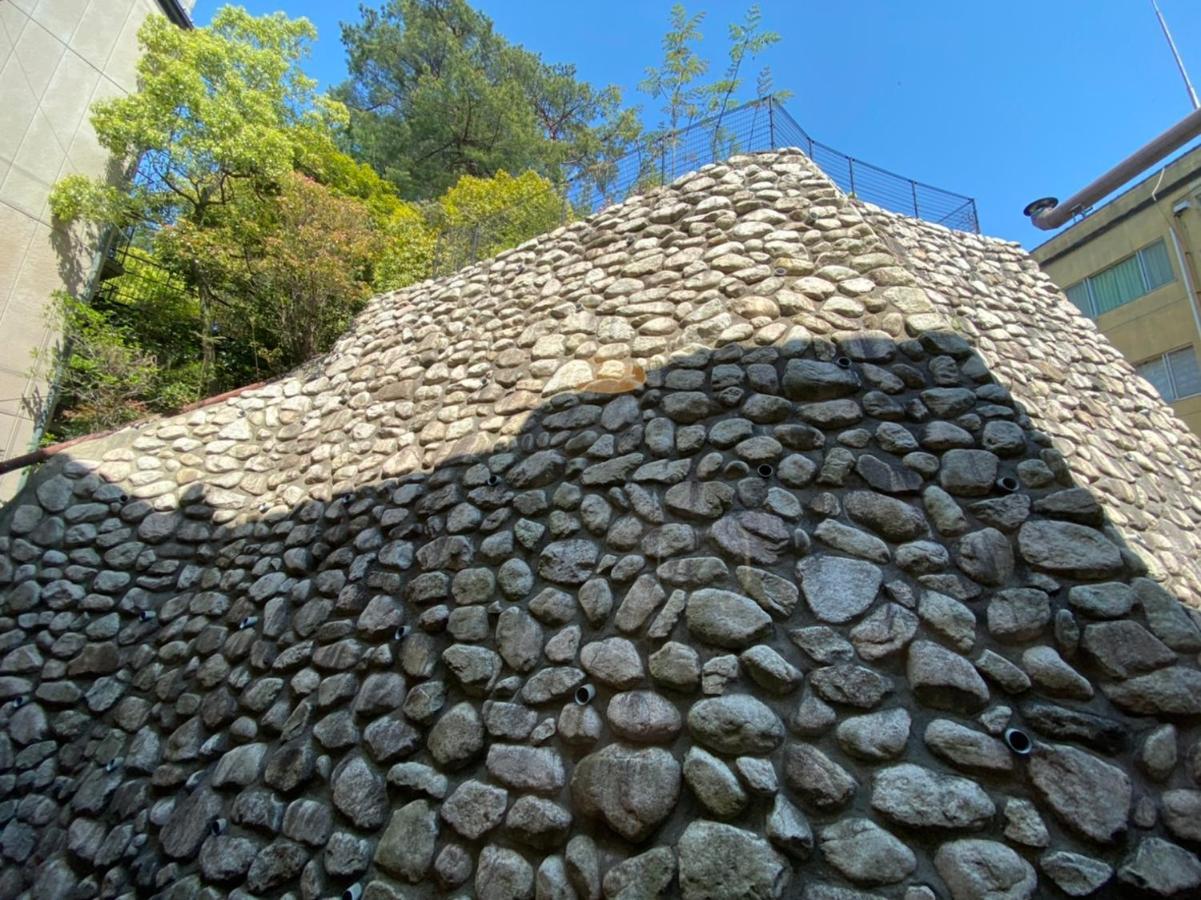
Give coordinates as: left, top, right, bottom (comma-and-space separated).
1064, 238, 1176, 319
1136, 344, 1201, 402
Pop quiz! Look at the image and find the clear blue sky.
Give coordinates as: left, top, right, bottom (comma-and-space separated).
193, 1, 1201, 248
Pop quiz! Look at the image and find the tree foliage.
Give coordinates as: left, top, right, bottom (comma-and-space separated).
41, 1, 790, 440
338, 0, 640, 199
47, 6, 388, 436
639, 3, 785, 167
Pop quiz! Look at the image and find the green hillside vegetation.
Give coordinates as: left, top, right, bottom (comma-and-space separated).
44, 2, 779, 441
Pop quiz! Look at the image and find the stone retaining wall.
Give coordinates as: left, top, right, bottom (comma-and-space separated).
1, 152, 1201, 899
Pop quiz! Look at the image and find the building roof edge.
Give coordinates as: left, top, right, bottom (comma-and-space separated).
156, 0, 193, 29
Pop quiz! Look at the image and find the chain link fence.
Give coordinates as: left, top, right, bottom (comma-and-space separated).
431, 96, 979, 277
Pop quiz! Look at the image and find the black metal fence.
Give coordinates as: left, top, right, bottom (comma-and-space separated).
431, 96, 980, 276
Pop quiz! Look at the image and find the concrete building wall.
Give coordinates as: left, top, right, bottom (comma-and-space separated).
1032, 145, 1201, 436
0, 0, 191, 501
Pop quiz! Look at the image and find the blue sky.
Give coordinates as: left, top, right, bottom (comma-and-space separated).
193, 1, 1201, 248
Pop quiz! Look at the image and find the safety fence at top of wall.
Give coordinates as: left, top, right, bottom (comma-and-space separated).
430, 96, 980, 276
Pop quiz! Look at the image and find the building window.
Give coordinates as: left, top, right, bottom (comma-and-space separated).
1063, 238, 1175, 317
1136, 346, 1201, 401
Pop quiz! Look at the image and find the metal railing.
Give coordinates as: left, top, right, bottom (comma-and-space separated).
431, 96, 980, 276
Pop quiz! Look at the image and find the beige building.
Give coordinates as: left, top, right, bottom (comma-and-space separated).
0, 0, 192, 500
1032, 143, 1201, 435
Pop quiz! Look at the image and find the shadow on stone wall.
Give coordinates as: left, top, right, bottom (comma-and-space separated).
2, 330, 1201, 899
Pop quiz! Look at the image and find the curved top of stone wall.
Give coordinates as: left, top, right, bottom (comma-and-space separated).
1, 152, 1201, 899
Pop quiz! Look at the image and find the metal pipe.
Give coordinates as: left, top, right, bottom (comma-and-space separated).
1153, 0, 1200, 111
1166, 216, 1201, 349
1025, 106, 1201, 230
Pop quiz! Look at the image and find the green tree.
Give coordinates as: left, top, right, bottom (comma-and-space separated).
436, 170, 564, 266
49, 6, 397, 408
338, 0, 640, 199
639, 4, 784, 172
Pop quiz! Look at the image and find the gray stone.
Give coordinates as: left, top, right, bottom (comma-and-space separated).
686, 588, 772, 649
856, 453, 923, 493
1161, 789, 1201, 843
665, 480, 735, 519
982, 420, 1027, 456
375, 800, 438, 882
571, 744, 681, 841
1117, 838, 1201, 897
956, 528, 1014, 586
441, 642, 501, 694
819, 818, 916, 886
600, 849, 675, 900
973, 650, 1031, 694
783, 359, 860, 400
505, 796, 572, 849
1134, 577, 1201, 651
536, 855, 574, 900
1040, 851, 1112, 897
924, 719, 1012, 773
434, 842, 473, 890
1082, 620, 1175, 678
685, 746, 748, 817
477, 845, 535, 900
539, 539, 599, 585
161, 787, 223, 859
845, 490, 927, 541
386, 762, 448, 799
811, 663, 892, 708
710, 511, 790, 564
736, 565, 800, 618
1022, 701, 1125, 754
814, 519, 891, 563
1022, 646, 1093, 700
199, 834, 258, 882
925, 485, 969, 535
939, 450, 999, 497
688, 694, 785, 755
836, 708, 910, 760
246, 839, 308, 893
871, 763, 994, 830
986, 588, 1049, 642
918, 590, 976, 652
1139, 724, 1178, 782
330, 754, 387, 829
1068, 582, 1133, 618
1102, 666, 1201, 716
427, 702, 484, 769
496, 607, 543, 673
1028, 743, 1131, 843
740, 645, 803, 693
487, 744, 566, 793
798, 555, 882, 624
789, 625, 855, 664
766, 795, 813, 859
578, 578, 613, 626
1003, 798, 1048, 847
282, 798, 332, 846
849, 603, 918, 660
908, 640, 990, 712
649, 641, 701, 691
783, 743, 857, 809
934, 839, 1036, 900
581, 637, 645, 688
615, 573, 666, 633
566, 834, 601, 900
1016, 520, 1123, 578
607, 691, 682, 743
521, 666, 586, 705
677, 821, 789, 900
441, 780, 508, 839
